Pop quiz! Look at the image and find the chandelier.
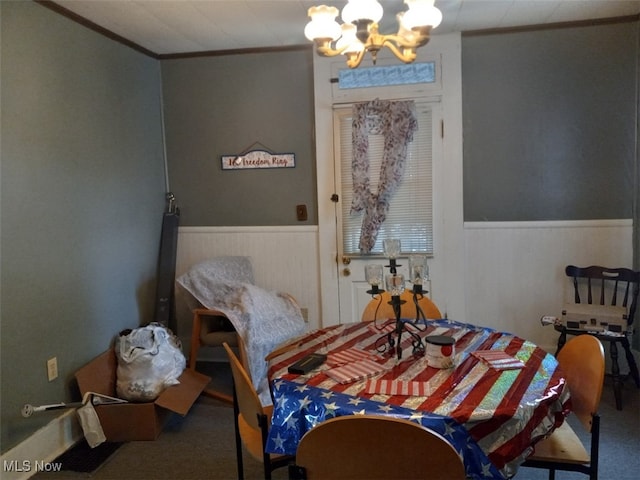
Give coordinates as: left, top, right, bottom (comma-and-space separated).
304, 0, 442, 68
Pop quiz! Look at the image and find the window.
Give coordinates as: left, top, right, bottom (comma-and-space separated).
336, 100, 436, 256
337, 62, 437, 89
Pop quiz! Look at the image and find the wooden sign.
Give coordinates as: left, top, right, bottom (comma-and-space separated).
221, 149, 295, 170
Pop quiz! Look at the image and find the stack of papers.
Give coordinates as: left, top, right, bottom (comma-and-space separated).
472, 350, 525, 370
325, 359, 388, 384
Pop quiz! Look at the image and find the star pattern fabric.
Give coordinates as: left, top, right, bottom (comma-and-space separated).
267, 379, 505, 480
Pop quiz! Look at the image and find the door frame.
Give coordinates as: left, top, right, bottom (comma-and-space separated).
332, 101, 442, 325
313, 33, 465, 327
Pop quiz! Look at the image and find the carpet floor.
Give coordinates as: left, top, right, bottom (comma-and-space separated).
31, 361, 639, 480
53, 440, 123, 473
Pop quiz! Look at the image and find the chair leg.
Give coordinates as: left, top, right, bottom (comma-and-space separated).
259, 414, 272, 480
232, 385, 245, 480
621, 336, 640, 388
548, 468, 556, 480
190, 310, 234, 404
590, 414, 600, 480
609, 341, 623, 410
189, 311, 203, 370
202, 388, 234, 404
555, 328, 567, 356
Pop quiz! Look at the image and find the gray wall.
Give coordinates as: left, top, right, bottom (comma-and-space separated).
1, 1, 166, 452
462, 21, 637, 221
1, 0, 638, 455
161, 49, 317, 226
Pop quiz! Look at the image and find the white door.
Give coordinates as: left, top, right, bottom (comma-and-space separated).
333, 101, 441, 324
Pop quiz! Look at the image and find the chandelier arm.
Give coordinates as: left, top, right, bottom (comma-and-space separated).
315, 41, 349, 58
346, 49, 367, 68
381, 37, 421, 63
383, 33, 427, 49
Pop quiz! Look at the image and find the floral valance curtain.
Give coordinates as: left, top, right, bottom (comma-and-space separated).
350, 99, 418, 253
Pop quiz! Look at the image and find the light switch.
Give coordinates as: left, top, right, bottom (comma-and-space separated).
296, 204, 308, 221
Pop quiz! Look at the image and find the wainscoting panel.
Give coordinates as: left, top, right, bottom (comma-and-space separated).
464, 220, 633, 352
175, 226, 321, 339
175, 222, 634, 356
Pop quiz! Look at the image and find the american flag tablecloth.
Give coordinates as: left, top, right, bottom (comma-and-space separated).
266, 319, 570, 479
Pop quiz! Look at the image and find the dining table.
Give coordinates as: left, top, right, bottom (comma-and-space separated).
264, 318, 571, 480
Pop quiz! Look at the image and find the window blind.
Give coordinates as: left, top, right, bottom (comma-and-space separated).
338, 102, 434, 256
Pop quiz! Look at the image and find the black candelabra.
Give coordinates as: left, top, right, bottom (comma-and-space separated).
365, 240, 431, 360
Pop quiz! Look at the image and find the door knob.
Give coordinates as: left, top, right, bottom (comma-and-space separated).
342, 256, 351, 265
343, 268, 351, 277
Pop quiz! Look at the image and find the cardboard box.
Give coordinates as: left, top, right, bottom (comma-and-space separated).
75, 349, 210, 442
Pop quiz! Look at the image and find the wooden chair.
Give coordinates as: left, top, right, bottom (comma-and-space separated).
521, 334, 605, 480
288, 415, 465, 480
222, 342, 292, 480
188, 308, 238, 404
361, 290, 442, 322
554, 265, 640, 410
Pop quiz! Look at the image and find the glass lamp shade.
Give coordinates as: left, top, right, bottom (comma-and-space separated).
382, 239, 401, 259
396, 12, 419, 42
365, 264, 384, 286
336, 23, 365, 52
402, 0, 442, 30
385, 273, 406, 296
305, 5, 342, 41
408, 255, 429, 285
342, 0, 383, 24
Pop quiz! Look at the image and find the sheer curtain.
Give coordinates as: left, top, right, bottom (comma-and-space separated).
350, 99, 417, 253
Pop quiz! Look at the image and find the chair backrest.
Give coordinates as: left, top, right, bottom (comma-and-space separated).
361, 291, 442, 322
293, 415, 465, 480
556, 334, 605, 432
222, 342, 264, 431
566, 265, 640, 326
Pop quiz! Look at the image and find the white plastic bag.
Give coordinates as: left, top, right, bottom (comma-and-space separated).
77, 400, 106, 448
115, 323, 186, 402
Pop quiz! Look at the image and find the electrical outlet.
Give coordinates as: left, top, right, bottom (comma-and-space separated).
47, 357, 58, 381
300, 307, 309, 323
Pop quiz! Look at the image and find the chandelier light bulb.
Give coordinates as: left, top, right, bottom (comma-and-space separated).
396, 12, 418, 42
342, 0, 383, 24
304, 5, 342, 41
336, 23, 365, 53
402, 0, 443, 30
